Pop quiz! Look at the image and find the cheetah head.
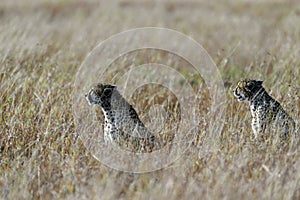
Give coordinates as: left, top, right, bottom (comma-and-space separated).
233, 79, 263, 102
85, 83, 116, 107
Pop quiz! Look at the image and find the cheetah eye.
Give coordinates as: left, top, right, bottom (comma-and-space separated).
103, 88, 112, 97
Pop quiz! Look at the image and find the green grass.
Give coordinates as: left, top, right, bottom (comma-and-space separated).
0, 1, 300, 199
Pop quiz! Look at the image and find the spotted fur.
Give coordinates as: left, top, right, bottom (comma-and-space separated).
85, 83, 161, 153
233, 79, 295, 143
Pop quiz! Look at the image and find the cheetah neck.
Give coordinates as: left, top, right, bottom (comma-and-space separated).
249, 87, 270, 103
98, 92, 128, 121
97, 93, 132, 132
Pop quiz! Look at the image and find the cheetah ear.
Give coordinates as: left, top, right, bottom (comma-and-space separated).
107, 85, 117, 91
257, 80, 263, 85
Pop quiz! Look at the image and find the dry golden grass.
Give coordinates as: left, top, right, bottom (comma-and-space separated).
0, 0, 300, 199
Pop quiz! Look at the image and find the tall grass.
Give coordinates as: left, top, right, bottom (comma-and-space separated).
0, 0, 299, 199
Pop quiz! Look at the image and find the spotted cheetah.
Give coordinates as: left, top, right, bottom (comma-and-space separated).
85, 83, 161, 153
233, 79, 295, 143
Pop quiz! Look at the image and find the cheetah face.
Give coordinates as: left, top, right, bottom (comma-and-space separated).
85, 83, 116, 106
233, 79, 263, 102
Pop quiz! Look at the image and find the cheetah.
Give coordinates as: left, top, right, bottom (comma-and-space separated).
233, 79, 296, 144
85, 83, 161, 153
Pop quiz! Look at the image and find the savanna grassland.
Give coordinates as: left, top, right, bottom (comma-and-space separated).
1, 0, 300, 199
